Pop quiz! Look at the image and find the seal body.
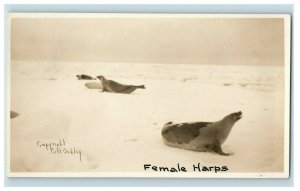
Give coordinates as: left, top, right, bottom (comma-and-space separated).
161, 111, 242, 156
76, 74, 96, 80
96, 75, 145, 94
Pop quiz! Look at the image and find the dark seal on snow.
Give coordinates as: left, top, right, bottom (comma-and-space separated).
161, 111, 242, 156
96, 75, 145, 94
10, 110, 20, 119
76, 74, 96, 80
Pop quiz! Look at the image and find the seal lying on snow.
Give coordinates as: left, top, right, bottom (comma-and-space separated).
161, 111, 242, 156
84, 82, 102, 89
76, 74, 96, 80
96, 75, 145, 94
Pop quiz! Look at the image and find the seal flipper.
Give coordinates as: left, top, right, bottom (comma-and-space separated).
207, 144, 231, 156
135, 85, 145, 89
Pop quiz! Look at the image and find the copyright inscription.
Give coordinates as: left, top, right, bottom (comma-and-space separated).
36, 139, 82, 161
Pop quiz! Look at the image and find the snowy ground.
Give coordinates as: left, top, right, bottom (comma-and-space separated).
9, 61, 287, 176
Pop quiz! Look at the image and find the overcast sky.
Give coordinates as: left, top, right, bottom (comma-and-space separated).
11, 17, 285, 65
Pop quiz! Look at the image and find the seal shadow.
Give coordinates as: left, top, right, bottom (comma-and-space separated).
223, 83, 233, 86
123, 138, 138, 142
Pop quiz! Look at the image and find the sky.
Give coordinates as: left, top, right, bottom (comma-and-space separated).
10, 17, 285, 65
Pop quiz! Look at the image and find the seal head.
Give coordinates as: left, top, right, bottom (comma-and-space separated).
226, 111, 242, 121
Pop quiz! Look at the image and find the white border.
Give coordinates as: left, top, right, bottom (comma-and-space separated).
284, 14, 291, 179
9, 13, 290, 19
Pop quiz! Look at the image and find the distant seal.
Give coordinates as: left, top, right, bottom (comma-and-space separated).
76, 74, 96, 80
96, 75, 145, 94
161, 111, 242, 156
10, 110, 20, 119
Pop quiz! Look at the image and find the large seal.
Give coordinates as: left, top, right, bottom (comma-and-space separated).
161, 111, 242, 156
76, 74, 96, 80
96, 75, 145, 94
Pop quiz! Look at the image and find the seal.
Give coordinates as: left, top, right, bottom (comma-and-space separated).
96, 75, 145, 94
76, 74, 96, 80
10, 110, 20, 119
84, 82, 102, 89
161, 111, 242, 156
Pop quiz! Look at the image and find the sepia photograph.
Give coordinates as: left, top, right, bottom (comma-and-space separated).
7, 13, 291, 178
